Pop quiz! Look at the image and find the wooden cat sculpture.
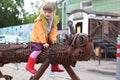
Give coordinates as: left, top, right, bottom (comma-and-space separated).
0, 20, 96, 80
0, 32, 93, 80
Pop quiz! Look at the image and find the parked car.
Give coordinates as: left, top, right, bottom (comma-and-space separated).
0, 35, 26, 43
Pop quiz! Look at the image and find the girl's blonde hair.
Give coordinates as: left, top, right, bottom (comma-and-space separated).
41, 2, 56, 12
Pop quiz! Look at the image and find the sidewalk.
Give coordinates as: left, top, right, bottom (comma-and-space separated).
0, 59, 116, 80
84, 59, 116, 75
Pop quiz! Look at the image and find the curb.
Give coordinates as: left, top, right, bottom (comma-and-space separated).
87, 69, 116, 75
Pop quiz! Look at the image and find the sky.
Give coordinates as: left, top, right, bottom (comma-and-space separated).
24, 0, 57, 14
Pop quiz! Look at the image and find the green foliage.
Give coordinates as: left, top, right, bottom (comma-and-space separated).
0, 0, 24, 28
56, 1, 62, 20
23, 0, 63, 24
22, 13, 39, 24
0, 0, 63, 28
22, 0, 43, 24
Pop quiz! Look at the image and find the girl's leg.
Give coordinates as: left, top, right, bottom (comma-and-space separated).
26, 51, 41, 74
26, 42, 42, 74
30, 51, 41, 59
51, 64, 64, 72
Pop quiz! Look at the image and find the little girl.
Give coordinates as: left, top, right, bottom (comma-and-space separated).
26, 1, 64, 74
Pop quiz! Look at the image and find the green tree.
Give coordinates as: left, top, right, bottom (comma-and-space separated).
0, 0, 24, 28
0, 0, 63, 27
22, 13, 38, 24
56, 1, 62, 20
22, 0, 43, 24
22, 0, 63, 24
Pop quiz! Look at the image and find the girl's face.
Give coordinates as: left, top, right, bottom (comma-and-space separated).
43, 10, 54, 20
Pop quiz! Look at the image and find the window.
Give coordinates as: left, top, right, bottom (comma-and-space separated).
80, 0, 92, 9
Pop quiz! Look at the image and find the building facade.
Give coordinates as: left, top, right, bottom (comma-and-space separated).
62, 0, 120, 29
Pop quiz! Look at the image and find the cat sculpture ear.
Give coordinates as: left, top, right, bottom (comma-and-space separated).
64, 34, 74, 46
88, 34, 92, 42
65, 34, 68, 40
63, 34, 68, 45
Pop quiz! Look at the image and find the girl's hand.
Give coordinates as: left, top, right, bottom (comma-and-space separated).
43, 43, 49, 48
52, 41, 56, 44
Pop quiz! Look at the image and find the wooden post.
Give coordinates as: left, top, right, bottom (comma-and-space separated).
64, 65, 80, 80
30, 58, 50, 80
98, 45, 101, 65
